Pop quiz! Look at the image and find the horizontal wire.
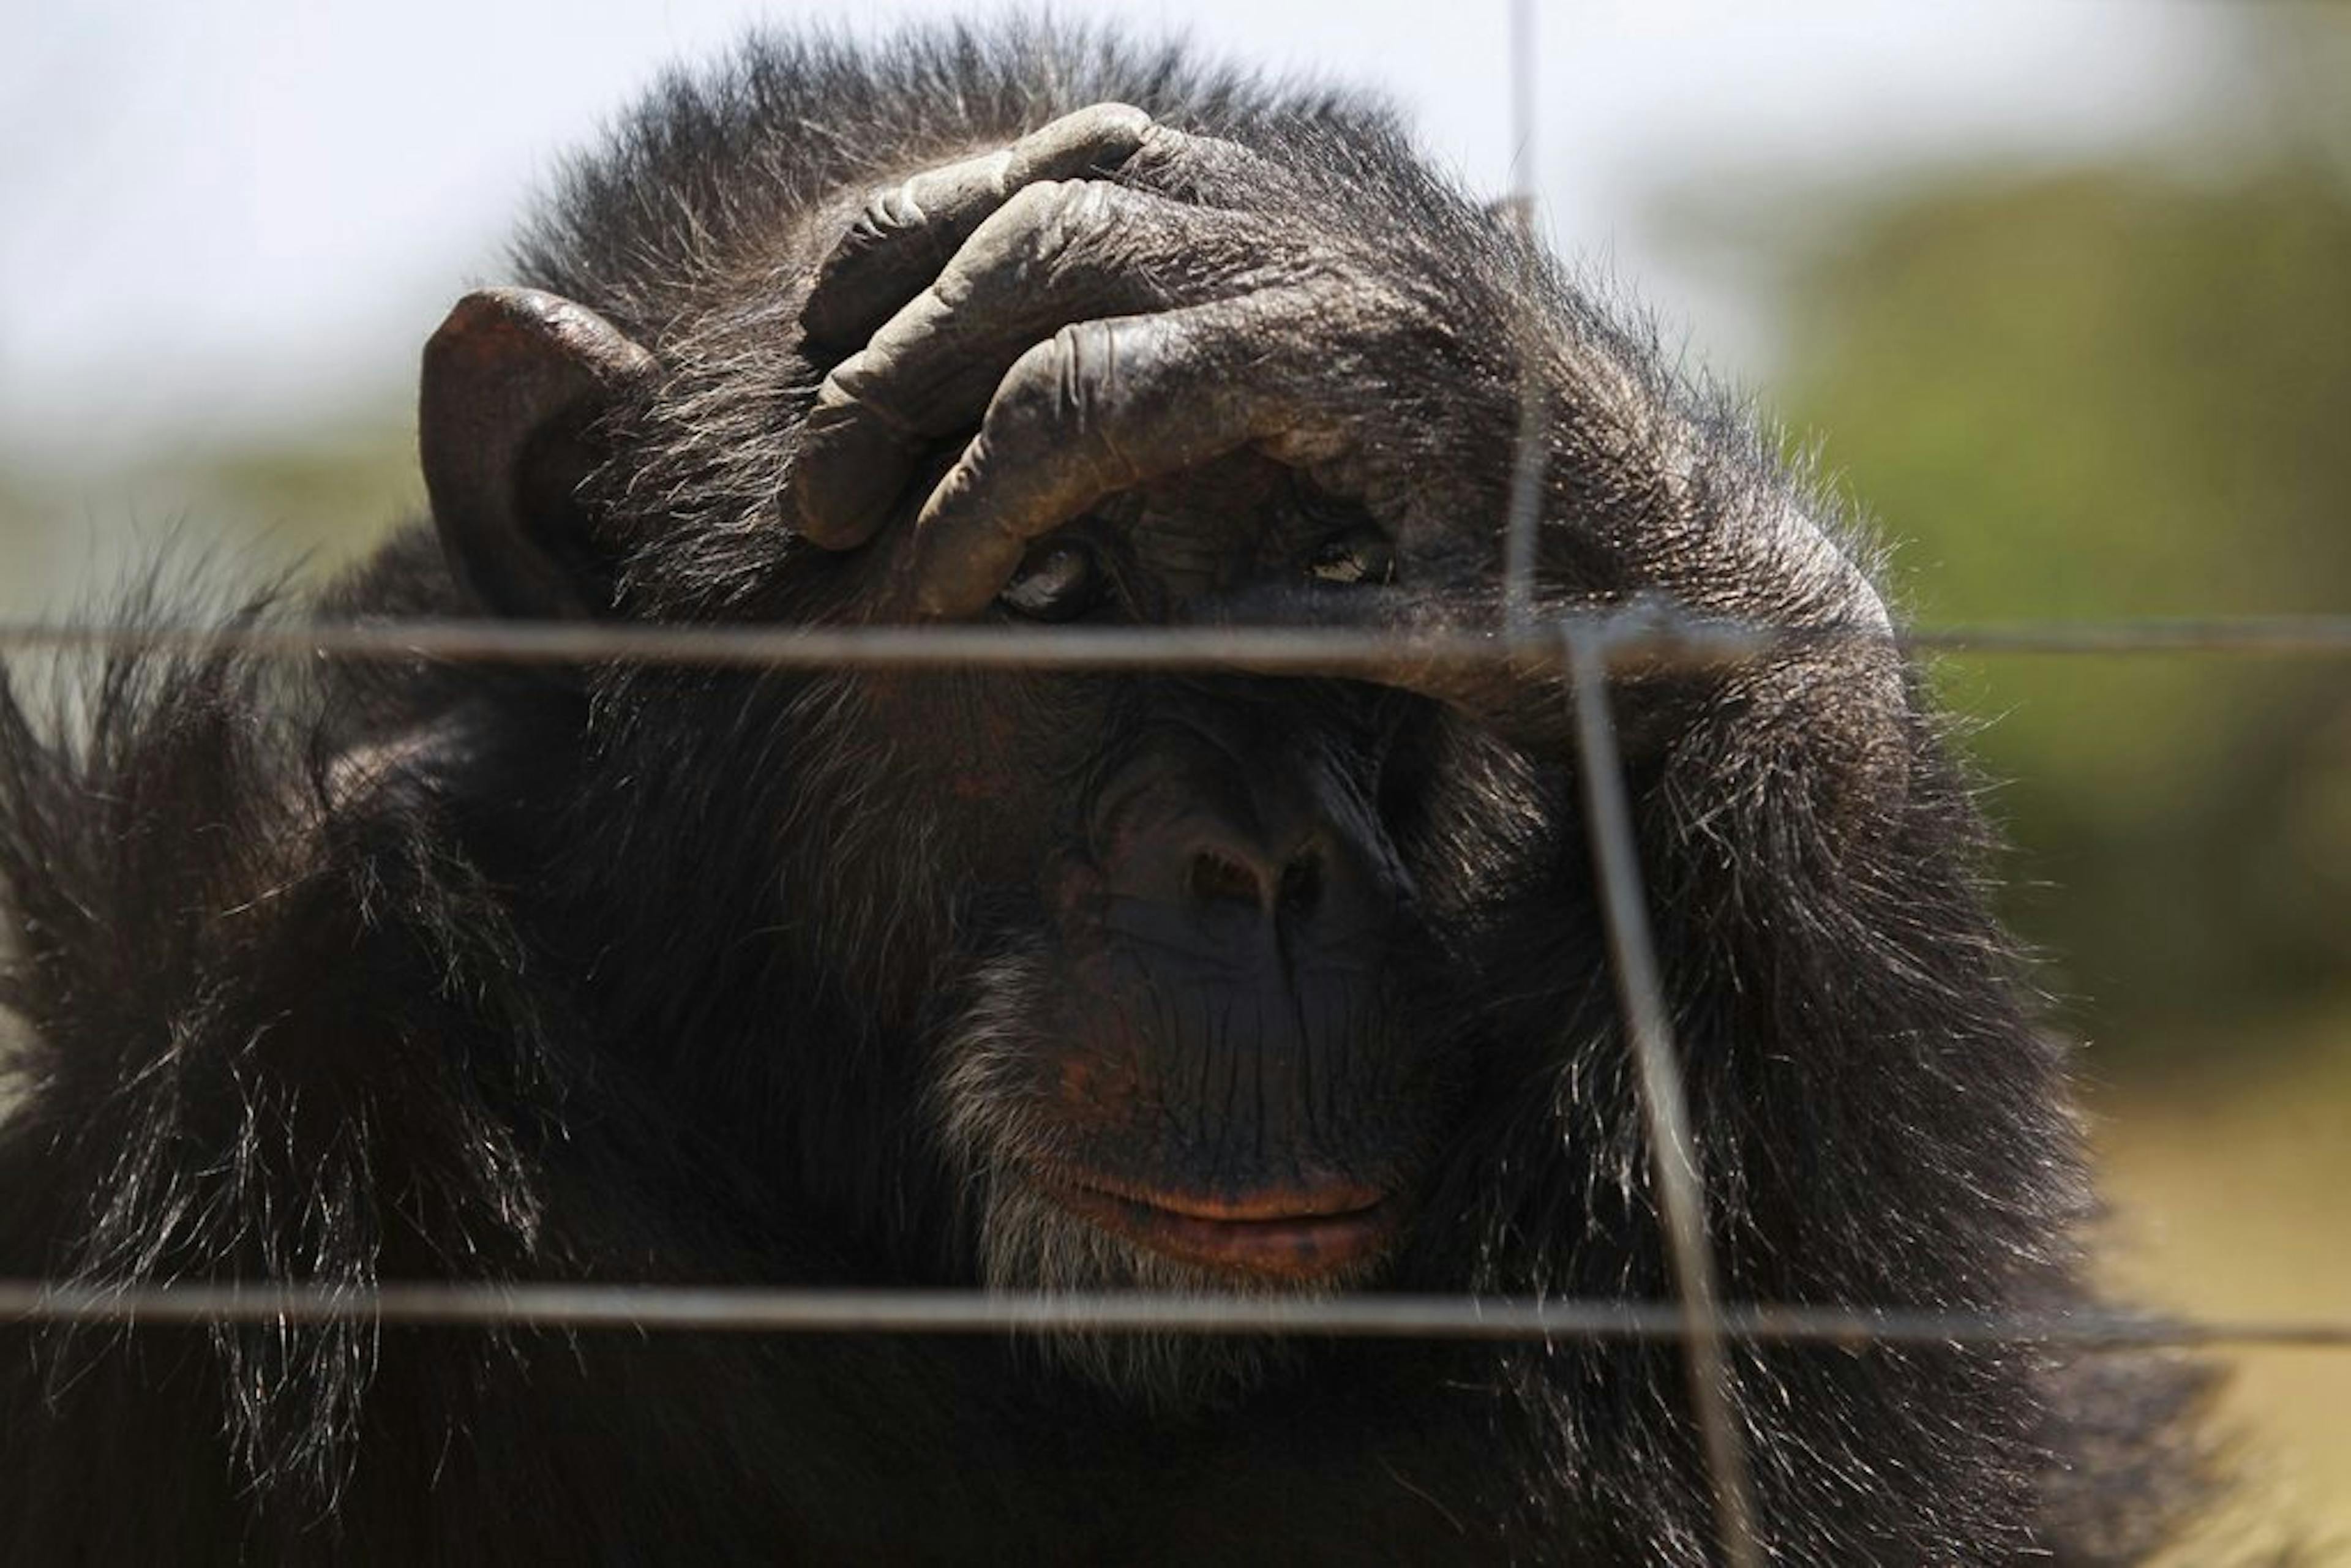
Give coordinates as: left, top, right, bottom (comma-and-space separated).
0, 613, 2345, 672
2, 1281, 2346, 1348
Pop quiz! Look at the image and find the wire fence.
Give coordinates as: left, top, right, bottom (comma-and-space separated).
2, 6, 2347, 1565
0, 610, 2344, 670
6, 1281, 2351, 1349
2, 601, 2344, 1568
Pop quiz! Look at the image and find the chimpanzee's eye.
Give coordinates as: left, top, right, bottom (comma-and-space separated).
998, 538, 1101, 621
1304, 529, 1395, 587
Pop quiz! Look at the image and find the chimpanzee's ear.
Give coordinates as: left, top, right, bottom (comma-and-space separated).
419, 288, 655, 620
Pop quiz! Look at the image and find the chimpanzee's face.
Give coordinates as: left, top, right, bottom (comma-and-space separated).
748, 452, 1487, 1397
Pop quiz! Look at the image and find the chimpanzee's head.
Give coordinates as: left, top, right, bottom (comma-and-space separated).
419, 287, 1551, 1403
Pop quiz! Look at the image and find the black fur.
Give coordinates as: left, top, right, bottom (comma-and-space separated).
0, 23, 2204, 1565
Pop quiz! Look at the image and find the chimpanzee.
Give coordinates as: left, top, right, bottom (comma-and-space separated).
0, 23, 2203, 1566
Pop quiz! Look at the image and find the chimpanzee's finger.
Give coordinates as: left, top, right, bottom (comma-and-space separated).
1117, 122, 1291, 208
792, 180, 1257, 550
801, 103, 1152, 351
902, 296, 1355, 620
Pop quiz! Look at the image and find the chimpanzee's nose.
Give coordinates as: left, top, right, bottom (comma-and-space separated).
1095, 772, 1393, 954
1084, 710, 1403, 955
1111, 815, 1363, 952
1182, 832, 1327, 923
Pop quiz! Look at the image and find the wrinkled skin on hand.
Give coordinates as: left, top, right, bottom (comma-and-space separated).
790, 104, 1490, 620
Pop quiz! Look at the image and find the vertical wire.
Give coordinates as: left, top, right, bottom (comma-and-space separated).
1565, 627, 1765, 1568
1501, 0, 1550, 630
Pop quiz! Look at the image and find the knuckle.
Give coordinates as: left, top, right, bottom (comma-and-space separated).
816, 355, 886, 417
990, 335, 1082, 440
1125, 124, 1199, 190
1000, 177, 1085, 230
985, 179, 1115, 274
1019, 103, 1152, 181
804, 377, 861, 429
834, 181, 923, 259
1070, 100, 1150, 136
989, 321, 1138, 479
992, 178, 1067, 222
867, 179, 924, 231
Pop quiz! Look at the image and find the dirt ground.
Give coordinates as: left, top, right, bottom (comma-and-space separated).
2094, 1015, 2351, 1563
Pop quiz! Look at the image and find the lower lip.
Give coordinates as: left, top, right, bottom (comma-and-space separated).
1039, 1177, 1398, 1280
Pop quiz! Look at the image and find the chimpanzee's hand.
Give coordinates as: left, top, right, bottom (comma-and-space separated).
789, 104, 1510, 621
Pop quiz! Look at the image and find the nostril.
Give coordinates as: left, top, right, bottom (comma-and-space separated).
1187, 850, 1266, 910
1177, 838, 1332, 920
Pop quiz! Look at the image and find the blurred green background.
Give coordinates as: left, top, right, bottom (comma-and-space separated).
0, 2, 2343, 1555
1775, 136, 2351, 1068
1713, 13, 2351, 1552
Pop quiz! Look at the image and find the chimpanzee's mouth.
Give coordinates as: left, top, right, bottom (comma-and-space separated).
1037, 1172, 1400, 1280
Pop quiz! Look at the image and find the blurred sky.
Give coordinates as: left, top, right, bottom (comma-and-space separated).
0, 1, 2245, 465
